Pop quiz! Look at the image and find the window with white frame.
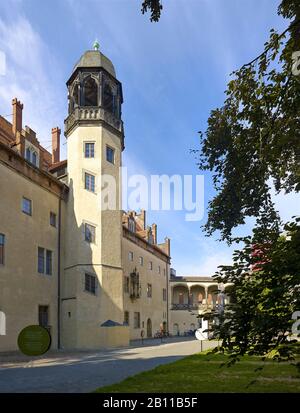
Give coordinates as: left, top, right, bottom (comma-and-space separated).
128, 251, 133, 261
84, 172, 95, 192
84, 142, 95, 158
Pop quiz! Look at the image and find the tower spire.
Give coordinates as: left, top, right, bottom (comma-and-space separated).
93, 39, 100, 51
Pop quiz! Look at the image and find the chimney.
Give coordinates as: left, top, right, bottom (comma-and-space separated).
12, 98, 23, 136
51, 127, 61, 164
151, 223, 157, 244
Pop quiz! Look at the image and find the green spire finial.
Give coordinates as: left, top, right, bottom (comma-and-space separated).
93, 39, 100, 51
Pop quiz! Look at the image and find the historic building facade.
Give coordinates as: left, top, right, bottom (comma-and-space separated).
0, 47, 170, 351
169, 273, 231, 336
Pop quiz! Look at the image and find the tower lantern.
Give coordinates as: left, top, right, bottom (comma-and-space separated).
64, 46, 124, 149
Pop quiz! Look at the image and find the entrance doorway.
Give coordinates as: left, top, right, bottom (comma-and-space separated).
147, 318, 152, 338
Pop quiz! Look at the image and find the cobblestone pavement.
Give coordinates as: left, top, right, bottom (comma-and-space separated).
0, 337, 218, 393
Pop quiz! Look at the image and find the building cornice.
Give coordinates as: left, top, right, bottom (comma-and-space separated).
0, 140, 68, 200
123, 226, 171, 263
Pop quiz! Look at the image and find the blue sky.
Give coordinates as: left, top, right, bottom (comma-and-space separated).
0, 0, 298, 275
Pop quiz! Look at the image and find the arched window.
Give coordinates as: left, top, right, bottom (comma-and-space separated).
103, 83, 114, 113
26, 147, 31, 162
72, 83, 80, 109
32, 152, 37, 166
83, 76, 98, 106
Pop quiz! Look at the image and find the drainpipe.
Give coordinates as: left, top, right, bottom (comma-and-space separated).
57, 196, 62, 349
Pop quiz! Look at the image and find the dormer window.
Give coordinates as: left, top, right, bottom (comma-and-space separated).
128, 217, 136, 233
25, 145, 39, 167
26, 147, 31, 162
32, 152, 37, 166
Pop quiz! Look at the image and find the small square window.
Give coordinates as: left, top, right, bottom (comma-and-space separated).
139, 256, 143, 266
22, 197, 32, 216
149, 261, 153, 270
85, 223, 96, 243
84, 172, 95, 192
84, 142, 95, 158
106, 146, 115, 164
50, 212, 57, 227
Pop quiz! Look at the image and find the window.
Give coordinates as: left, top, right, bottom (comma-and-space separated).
106, 146, 115, 164
147, 283, 152, 298
124, 311, 129, 326
26, 147, 31, 162
0, 234, 5, 265
38, 248, 52, 275
38, 247, 45, 273
134, 312, 140, 329
85, 223, 96, 243
103, 83, 114, 113
163, 268, 166, 276
83, 76, 98, 106
128, 251, 133, 261
163, 288, 167, 301
158, 265, 161, 274
139, 256, 143, 266
128, 218, 136, 232
84, 172, 95, 192
22, 197, 32, 216
84, 142, 95, 158
148, 261, 153, 270
38, 305, 49, 327
50, 212, 57, 227
46, 250, 52, 275
85, 273, 96, 295
71, 83, 79, 109
32, 152, 37, 166
124, 276, 129, 293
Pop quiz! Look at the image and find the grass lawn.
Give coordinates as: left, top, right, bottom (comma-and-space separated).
95, 352, 300, 393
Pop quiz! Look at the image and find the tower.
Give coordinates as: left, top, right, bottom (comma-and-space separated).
62, 45, 126, 349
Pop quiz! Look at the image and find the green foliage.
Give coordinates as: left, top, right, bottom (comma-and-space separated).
211, 217, 300, 361
195, 2, 300, 241
141, 0, 163, 22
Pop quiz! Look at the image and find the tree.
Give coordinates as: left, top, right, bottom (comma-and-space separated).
195, 1, 300, 242
195, 0, 300, 363
210, 217, 300, 365
141, 0, 163, 22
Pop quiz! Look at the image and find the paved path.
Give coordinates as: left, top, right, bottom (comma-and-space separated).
0, 337, 218, 393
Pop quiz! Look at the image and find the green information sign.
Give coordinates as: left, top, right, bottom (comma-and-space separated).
17, 325, 51, 356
